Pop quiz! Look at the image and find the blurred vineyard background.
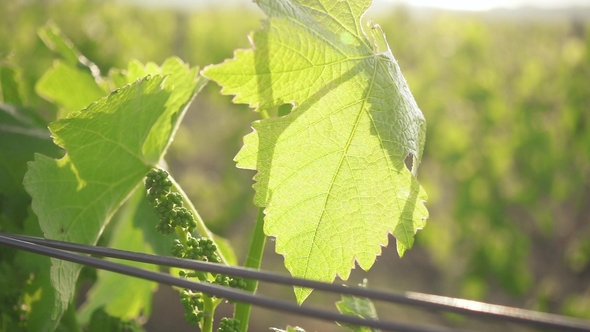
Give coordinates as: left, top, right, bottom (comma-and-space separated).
1, 0, 589, 331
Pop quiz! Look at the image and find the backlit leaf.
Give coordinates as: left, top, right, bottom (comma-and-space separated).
204, 0, 428, 302
23, 58, 204, 321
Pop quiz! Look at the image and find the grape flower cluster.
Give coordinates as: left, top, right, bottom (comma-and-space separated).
217, 317, 240, 332
172, 237, 221, 263
145, 168, 197, 234
145, 168, 247, 328
180, 289, 204, 325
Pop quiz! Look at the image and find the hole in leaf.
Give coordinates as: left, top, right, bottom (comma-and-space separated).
404, 153, 414, 173
277, 103, 293, 117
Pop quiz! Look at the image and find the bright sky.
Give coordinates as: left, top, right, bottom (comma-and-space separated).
382, 0, 590, 11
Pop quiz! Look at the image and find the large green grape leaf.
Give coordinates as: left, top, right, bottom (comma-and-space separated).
23, 58, 205, 322
203, 0, 428, 302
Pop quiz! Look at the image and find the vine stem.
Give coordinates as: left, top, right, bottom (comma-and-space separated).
234, 207, 266, 332
202, 295, 218, 332
233, 109, 271, 331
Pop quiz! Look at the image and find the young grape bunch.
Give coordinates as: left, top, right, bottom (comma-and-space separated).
180, 289, 205, 325
217, 317, 240, 332
145, 168, 243, 329
145, 168, 197, 234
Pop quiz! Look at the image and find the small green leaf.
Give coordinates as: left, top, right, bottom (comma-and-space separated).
335, 280, 380, 332
38, 22, 81, 66
108, 59, 164, 88
204, 0, 428, 302
24, 59, 204, 323
38, 22, 102, 84
36, 22, 106, 116
35, 60, 106, 115
0, 64, 25, 105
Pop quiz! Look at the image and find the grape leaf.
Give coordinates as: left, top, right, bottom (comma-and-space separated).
335, 280, 380, 332
0, 63, 25, 105
18, 210, 61, 332
23, 58, 205, 321
203, 0, 428, 302
77, 187, 159, 324
1, 64, 63, 332
0, 103, 63, 229
37, 22, 83, 67
37, 22, 102, 82
36, 23, 106, 116
35, 60, 106, 115
86, 308, 144, 332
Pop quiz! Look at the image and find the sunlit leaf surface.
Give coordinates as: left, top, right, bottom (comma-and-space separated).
204, 0, 428, 302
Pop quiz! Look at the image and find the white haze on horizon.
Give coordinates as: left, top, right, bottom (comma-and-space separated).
122, 0, 590, 11
378, 0, 590, 11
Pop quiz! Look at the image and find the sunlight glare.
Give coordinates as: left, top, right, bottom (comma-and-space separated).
387, 0, 521, 11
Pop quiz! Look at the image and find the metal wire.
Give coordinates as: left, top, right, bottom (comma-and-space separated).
2, 233, 590, 332
0, 234, 462, 332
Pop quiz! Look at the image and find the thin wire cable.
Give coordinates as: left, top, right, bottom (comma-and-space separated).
0, 234, 463, 332
3, 233, 590, 332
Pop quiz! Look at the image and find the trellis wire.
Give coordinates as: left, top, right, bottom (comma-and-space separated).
0, 234, 462, 332
1, 233, 590, 332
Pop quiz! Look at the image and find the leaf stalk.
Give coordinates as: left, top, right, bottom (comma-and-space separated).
234, 207, 266, 332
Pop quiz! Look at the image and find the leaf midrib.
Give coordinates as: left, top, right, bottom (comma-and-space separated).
299, 53, 379, 279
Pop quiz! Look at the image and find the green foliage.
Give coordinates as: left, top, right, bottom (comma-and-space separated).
1, 0, 589, 331
0, 103, 62, 229
0, 64, 25, 104
374, 12, 590, 307
77, 187, 164, 325
23, 52, 205, 324
37, 21, 97, 72
86, 308, 144, 332
35, 23, 105, 117
35, 60, 105, 115
0, 58, 64, 331
0, 256, 27, 331
145, 167, 246, 330
204, 0, 428, 303
335, 280, 380, 332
